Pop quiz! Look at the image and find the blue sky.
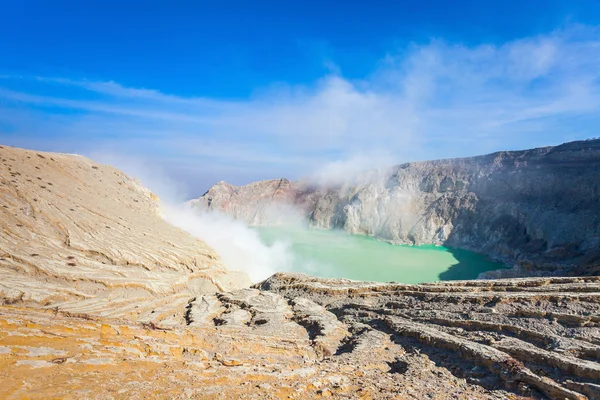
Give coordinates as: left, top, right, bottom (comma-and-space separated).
1, 1, 600, 197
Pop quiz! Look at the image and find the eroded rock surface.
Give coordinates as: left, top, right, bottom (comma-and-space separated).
190, 139, 600, 277
257, 273, 600, 399
0, 145, 250, 316
2, 273, 599, 399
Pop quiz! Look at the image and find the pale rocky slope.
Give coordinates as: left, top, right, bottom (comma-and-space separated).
0, 145, 250, 320
190, 139, 600, 277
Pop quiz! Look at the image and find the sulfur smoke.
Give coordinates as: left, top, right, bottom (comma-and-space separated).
92, 153, 301, 282
162, 204, 292, 281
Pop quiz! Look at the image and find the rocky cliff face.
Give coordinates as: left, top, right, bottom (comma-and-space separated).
191, 139, 600, 276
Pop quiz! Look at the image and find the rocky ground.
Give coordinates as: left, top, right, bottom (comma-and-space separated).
1, 273, 599, 399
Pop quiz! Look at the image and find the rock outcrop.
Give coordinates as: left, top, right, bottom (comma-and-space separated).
190, 139, 600, 277
0, 145, 250, 318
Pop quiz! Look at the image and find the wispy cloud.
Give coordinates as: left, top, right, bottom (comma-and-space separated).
1, 25, 600, 196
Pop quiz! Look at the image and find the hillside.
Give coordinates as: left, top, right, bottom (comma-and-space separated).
0, 145, 250, 321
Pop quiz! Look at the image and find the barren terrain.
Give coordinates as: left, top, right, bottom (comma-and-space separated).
0, 144, 598, 399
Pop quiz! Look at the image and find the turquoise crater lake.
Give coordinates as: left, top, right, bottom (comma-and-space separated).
255, 227, 507, 284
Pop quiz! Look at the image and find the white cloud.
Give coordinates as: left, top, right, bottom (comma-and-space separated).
1, 25, 600, 193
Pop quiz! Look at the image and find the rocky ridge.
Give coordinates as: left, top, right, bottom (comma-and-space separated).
190, 139, 600, 277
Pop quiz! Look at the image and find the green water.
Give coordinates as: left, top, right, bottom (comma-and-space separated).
255, 227, 507, 284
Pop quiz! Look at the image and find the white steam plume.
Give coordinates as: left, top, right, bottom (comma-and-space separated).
163, 205, 291, 281
91, 152, 297, 282
306, 152, 396, 188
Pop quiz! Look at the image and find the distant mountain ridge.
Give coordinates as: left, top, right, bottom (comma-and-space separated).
190, 139, 600, 277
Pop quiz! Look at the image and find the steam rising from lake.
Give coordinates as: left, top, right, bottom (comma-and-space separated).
94, 153, 505, 284
163, 205, 293, 282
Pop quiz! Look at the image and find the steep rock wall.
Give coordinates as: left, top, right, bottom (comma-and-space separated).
190, 140, 600, 276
